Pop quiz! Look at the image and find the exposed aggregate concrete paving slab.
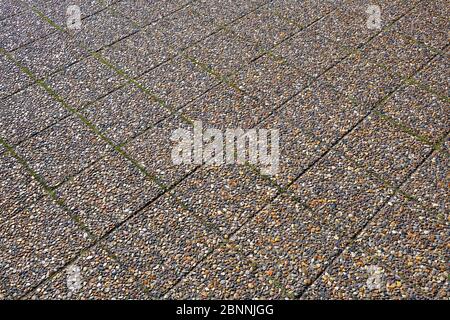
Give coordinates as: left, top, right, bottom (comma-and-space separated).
290, 151, 395, 232
378, 84, 449, 143
0, 54, 33, 98
111, 0, 189, 27
272, 29, 350, 78
401, 151, 449, 213
29, 245, 147, 300
69, 8, 138, 52
152, 4, 218, 51
229, 194, 361, 297
230, 54, 311, 106
172, 165, 278, 235
123, 115, 196, 187
167, 241, 284, 299
138, 55, 219, 111
342, 0, 414, 23
256, 107, 328, 188
0, 196, 91, 299
311, 7, 378, 48
0, 152, 45, 225
229, 6, 297, 50
0, 0, 448, 300
185, 28, 262, 76
27, 0, 116, 26
11, 31, 87, 79
46, 56, 127, 110
82, 84, 171, 145
0, 0, 26, 21
303, 195, 448, 299
0, 9, 54, 51
392, 0, 449, 50
321, 51, 403, 106
414, 53, 450, 97
101, 31, 175, 78
335, 114, 433, 187
193, 0, 266, 26
268, 0, 336, 27
360, 30, 435, 78
181, 83, 272, 130
286, 80, 368, 146
16, 115, 112, 187
0, 84, 69, 145
103, 194, 222, 297
55, 152, 162, 238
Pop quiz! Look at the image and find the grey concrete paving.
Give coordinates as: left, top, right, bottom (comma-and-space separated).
0, 152, 45, 225
0, 0, 448, 300
12, 31, 87, 79
0, 196, 90, 299
0, 84, 69, 145
303, 195, 448, 299
334, 114, 433, 187
46, 56, 127, 110
55, 151, 162, 237
16, 115, 112, 187
0, 54, 33, 98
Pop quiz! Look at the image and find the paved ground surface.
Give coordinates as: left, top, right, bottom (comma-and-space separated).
0, 0, 448, 300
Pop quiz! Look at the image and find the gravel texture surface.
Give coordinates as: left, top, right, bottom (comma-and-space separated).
290, 151, 395, 234
28, 0, 115, 26
392, 0, 449, 50
272, 29, 350, 78
0, 84, 69, 145
321, 51, 404, 106
167, 240, 284, 299
103, 194, 222, 298
101, 30, 175, 78
138, 55, 219, 111
303, 195, 448, 299
414, 53, 450, 97
82, 84, 171, 145
360, 30, 435, 78
0, 9, 53, 51
0, 0, 26, 21
335, 114, 433, 187
401, 150, 449, 214
268, 0, 335, 27
256, 105, 328, 188
230, 54, 311, 106
11, 31, 87, 79
55, 151, 162, 238
0, 0, 448, 300
377, 83, 449, 143
0, 50, 33, 98
311, 7, 378, 48
193, 0, 266, 26
0, 152, 45, 225
16, 115, 111, 188
0, 196, 91, 299
111, 0, 188, 27
46, 56, 126, 110
29, 245, 147, 300
228, 194, 360, 297
152, 4, 218, 51
185, 28, 262, 76
229, 6, 297, 50
123, 115, 196, 187
341, 0, 414, 23
69, 8, 138, 52
181, 83, 271, 130
172, 165, 278, 235
286, 80, 368, 146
